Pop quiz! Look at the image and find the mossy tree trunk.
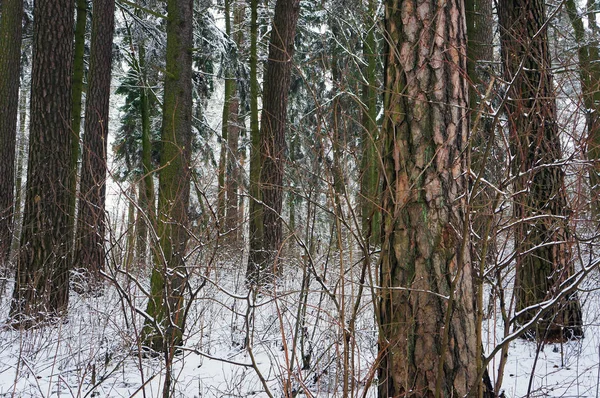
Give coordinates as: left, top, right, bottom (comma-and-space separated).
499, 0, 583, 341
10, 0, 74, 326
72, 0, 115, 291
246, 0, 300, 285
359, 0, 380, 245
68, 0, 88, 259
378, 0, 478, 396
0, 0, 24, 264
143, 0, 193, 352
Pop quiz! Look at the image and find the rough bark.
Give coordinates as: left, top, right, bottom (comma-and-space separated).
10, 0, 74, 326
143, 0, 193, 352
72, 0, 115, 291
246, 0, 300, 285
0, 0, 24, 264
378, 0, 478, 396
499, 0, 583, 341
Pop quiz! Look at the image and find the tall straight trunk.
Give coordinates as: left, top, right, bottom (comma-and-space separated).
246, 0, 300, 285
466, 0, 495, 393
68, 0, 87, 257
220, 0, 234, 229
499, 0, 583, 341
0, 0, 24, 264
360, 0, 380, 245
378, 0, 478, 396
10, 0, 74, 325
225, 1, 245, 239
566, 0, 600, 218
143, 0, 193, 352
72, 0, 115, 290
247, 0, 263, 281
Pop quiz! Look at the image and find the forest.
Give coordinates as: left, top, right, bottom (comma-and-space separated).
1, 0, 600, 396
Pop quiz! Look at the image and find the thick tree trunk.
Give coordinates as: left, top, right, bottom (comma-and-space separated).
143, 0, 193, 352
499, 0, 583, 341
72, 0, 115, 291
378, 0, 478, 396
0, 0, 24, 264
246, 0, 300, 285
10, 0, 74, 326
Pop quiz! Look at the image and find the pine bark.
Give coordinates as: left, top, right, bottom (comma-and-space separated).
0, 0, 24, 264
72, 0, 115, 290
378, 0, 478, 396
143, 0, 193, 351
499, 0, 583, 341
246, 0, 300, 285
10, 0, 74, 325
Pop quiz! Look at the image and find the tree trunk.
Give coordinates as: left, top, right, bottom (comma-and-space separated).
378, 0, 478, 396
246, 0, 264, 283
68, 0, 87, 261
566, 0, 600, 218
143, 0, 193, 352
72, 0, 115, 291
10, 0, 74, 326
0, 0, 24, 264
360, 0, 380, 245
499, 0, 583, 341
246, 0, 300, 285
225, 0, 245, 240
136, 42, 155, 265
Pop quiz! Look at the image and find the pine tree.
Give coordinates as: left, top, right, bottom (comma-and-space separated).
72, 0, 115, 291
378, 0, 478, 395
10, 0, 74, 326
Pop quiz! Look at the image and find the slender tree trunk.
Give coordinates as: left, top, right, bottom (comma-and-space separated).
246, 0, 264, 282
0, 0, 24, 264
136, 43, 155, 264
72, 0, 115, 291
246, 0, 300, 285
10, 86, 29, 261
68, 0, 88, 258
225, 0, 245, 240
378, 0, 478, 396
143, 0, 193, 352
499, 0, 583, 341
10, 0, 74, 326
360, 0, 380, 245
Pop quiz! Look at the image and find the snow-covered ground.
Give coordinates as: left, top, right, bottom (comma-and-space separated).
1, 245, 599, 397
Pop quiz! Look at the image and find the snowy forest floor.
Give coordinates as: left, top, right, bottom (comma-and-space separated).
0, 245, 599, 397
